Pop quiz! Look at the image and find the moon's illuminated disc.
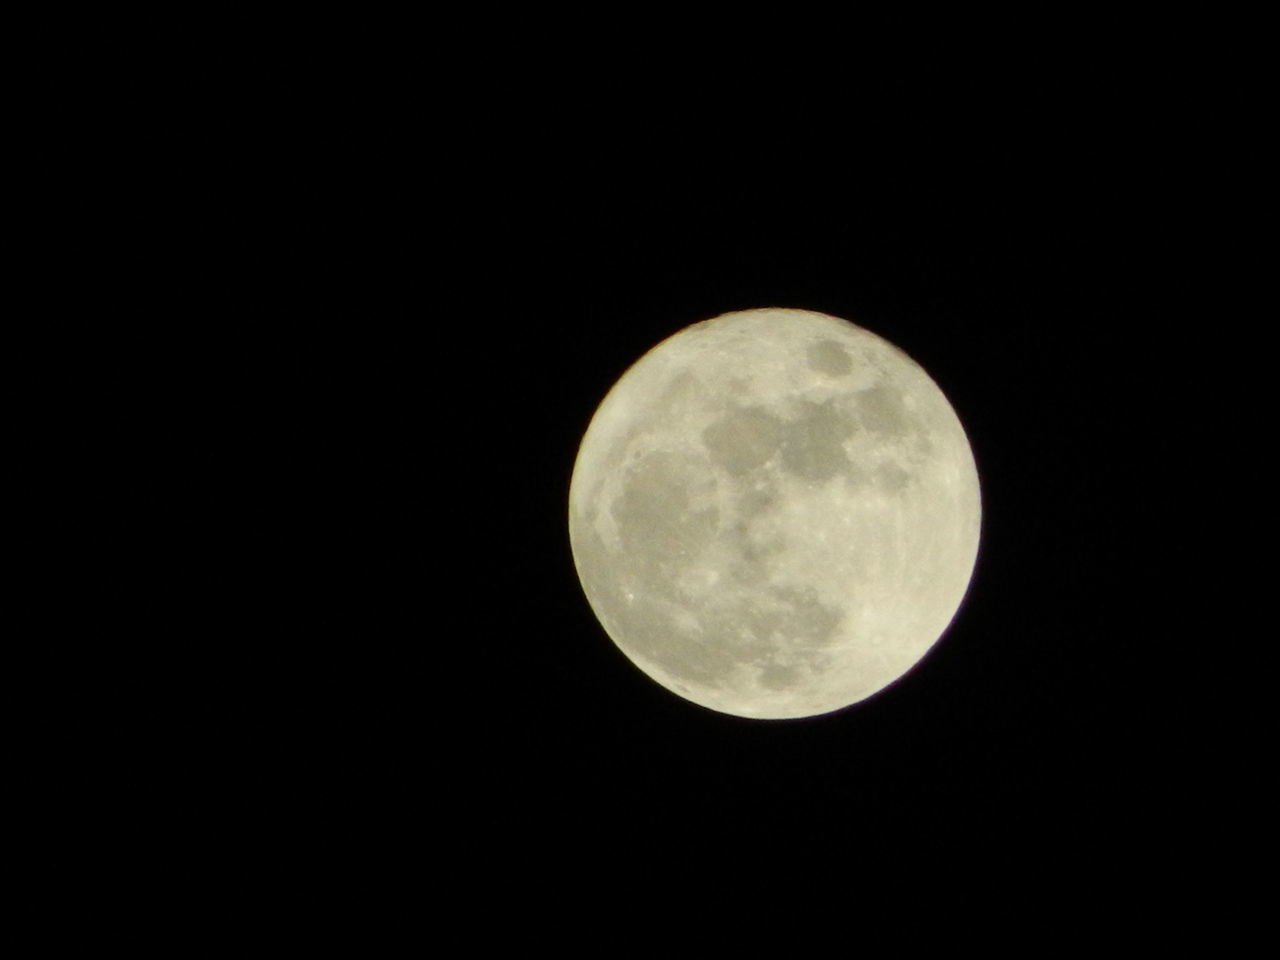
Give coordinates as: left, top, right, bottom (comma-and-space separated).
568, 308, 981, 719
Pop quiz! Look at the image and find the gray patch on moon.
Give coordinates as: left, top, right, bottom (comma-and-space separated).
765, 585, 843, 648
726, 483, 786, 583
575, 439, 847, 695
728, 531, 785, 587
857, 386, 911, 435
704, 400, 861, 484
573, 503, 740, 692
806, 339, 854, 377
605, 588, 739, 691
702, 405, 785, 476
759, 663, 799, 691
610, 451, 719, 580
779, 400, 859, 483
660, 583, 839, 692
737, 482, 778, 518
875, 461, 913, 492
654, 371, 701, 418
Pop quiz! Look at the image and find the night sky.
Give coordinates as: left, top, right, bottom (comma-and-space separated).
42, 48, 1241, 936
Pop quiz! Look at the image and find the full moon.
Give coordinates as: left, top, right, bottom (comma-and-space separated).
568, 308, 981, 719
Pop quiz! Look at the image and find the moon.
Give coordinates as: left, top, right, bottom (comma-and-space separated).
568, 308, 981, 719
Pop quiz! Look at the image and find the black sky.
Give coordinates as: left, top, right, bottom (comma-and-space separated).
42, 50, 1243, 935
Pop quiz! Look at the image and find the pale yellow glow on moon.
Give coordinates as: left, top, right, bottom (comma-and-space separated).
568, 308, 981, 719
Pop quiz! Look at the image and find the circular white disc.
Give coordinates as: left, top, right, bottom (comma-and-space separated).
569, 308, 981, 719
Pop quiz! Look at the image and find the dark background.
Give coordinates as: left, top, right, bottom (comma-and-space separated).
38, 46, 1246, 934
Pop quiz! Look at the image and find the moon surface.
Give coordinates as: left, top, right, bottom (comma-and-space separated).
568, 308, 981, 719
